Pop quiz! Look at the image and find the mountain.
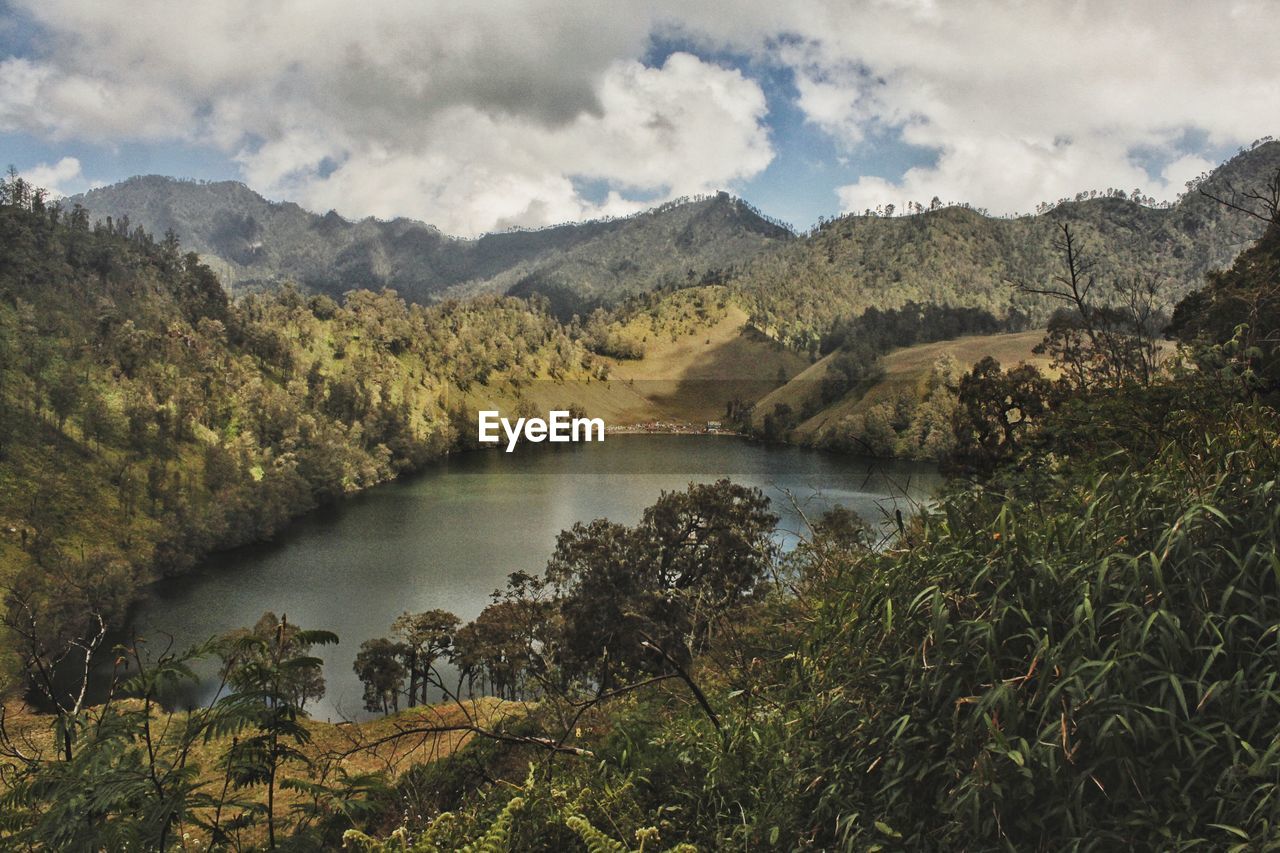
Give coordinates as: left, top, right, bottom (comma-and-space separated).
69, 142, 1280, 345
730, 141, 1280, 349
67, 179, 793, 318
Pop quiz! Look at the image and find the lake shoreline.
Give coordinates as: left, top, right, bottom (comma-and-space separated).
110, 435, 942, 722
604, 422, 743, 437
30, 431, 937, 716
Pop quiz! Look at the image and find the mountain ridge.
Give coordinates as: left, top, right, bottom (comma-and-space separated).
67, 141, 1280, 340
68, 177, 793, 317
730, 141, 1280, 349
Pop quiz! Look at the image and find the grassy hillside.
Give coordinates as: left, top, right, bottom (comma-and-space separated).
604, 292, 810, 423
421, 287, 809, 427
762, 330, 1053, 438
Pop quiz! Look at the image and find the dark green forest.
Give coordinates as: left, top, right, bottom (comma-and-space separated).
2, 153, 1280, 851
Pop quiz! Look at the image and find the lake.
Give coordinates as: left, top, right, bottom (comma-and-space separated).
118, 435, 941, 721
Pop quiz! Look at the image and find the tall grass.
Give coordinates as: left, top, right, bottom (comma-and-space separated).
687, 404, 1280, 849
364, 402, 1280, 851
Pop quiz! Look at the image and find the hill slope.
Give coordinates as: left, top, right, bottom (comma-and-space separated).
68, 179, 792, 317
70, 144, 1280, 348
731, 142, 1280, 349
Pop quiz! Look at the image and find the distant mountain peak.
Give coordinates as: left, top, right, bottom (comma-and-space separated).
68, 176, 790, 316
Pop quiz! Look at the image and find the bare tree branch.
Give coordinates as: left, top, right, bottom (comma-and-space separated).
1199, 169, 1280, 225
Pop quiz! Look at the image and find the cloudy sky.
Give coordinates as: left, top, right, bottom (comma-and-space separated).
2, 0, 1277, 236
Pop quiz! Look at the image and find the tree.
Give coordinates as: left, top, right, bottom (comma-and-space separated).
353, 638, 407, 714
1198, 165, 1280, 226
762, 402, 794, 442
47, 362, 84, 430
217, 614, 337, 849
859, 403, 898, 457
950, 357, 1055, 476
453, 601, 541, 700
81, 390, 122, 448
547, 480, 777, 684
0, 638, 254, 850
220, 612, 327, 714
392, 609, 460, 706
641, 479, 778, 606
1171, 170, 1280, 397
1013, 223, 1165, 389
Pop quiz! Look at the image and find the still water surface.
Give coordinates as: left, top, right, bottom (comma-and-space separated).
121, 435, 940, 720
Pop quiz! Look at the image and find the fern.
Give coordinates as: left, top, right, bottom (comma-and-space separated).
565, 814, 699, 853
459, 796, 524, 853
566, 815, 628, 853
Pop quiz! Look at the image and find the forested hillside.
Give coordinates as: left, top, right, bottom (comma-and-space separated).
70, 178, 792, 318
73, 144, 1280, 357
0, 173, 612, 682
731, 141, 1280, 351
748, 329, 1053, 459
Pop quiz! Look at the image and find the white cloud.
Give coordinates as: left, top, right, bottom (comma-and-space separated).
18, 156, 85, 197
1, 0, 776, 235
770, 0, 1280, 214
0, 56, 190, 141
241, 53, 773, 236
1160, 154, 1216, 196
837, 136, 1169, 215
3, 0, 1279, 229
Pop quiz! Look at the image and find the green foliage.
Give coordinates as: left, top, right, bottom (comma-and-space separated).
948, 355, 1058, 475
393, 609, 462, 707
352, 764, 698, 853
216, 615, 338, 848
354, 637, 409, 714
1171, 222, 1280, 396
220, 611, 329, 712
0, 641, 225, 849
391, 714, 548, 821
459, 794, 524, 853
816, 354, 961, 460
592, 285, 732, 352
766, 403, 1280, 848
0, 631, 373, 850
578, 307, 647, 359
546, 479, 778, 685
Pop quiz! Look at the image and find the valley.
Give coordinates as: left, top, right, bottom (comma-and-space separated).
2, 140, 1280, 849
